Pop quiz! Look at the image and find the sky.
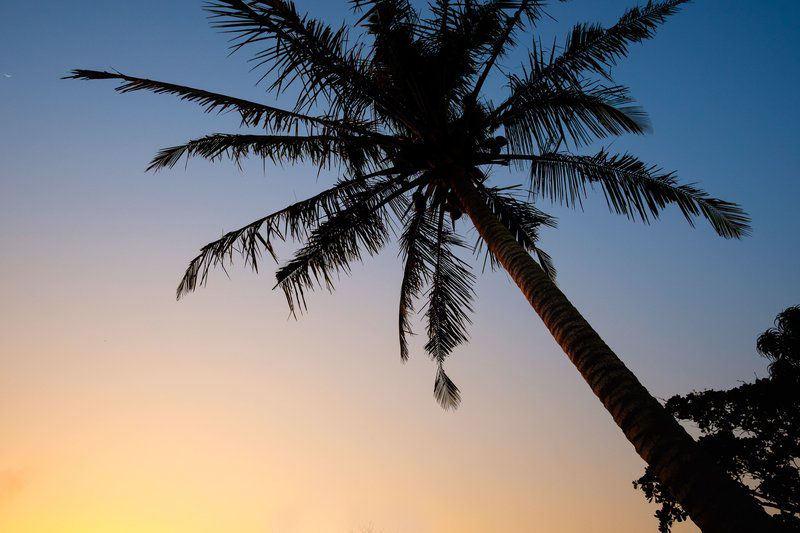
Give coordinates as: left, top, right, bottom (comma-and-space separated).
1, 1, 799, 531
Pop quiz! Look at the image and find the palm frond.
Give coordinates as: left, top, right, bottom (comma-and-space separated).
360, 0, 434, 129
477, 185, 558, 279
533, 247, 557, 282
501, 80, 649, 153
398, 206, 429, 362
147, 133, 388, 173
550, 0, 689, 83
63, 69, 372, 135
205, 0, 378, 115
469, 0, 545, 100
492, 0, 689, 117
424, 0, 518, 105
422, 205, 473, 410
275, 178, 416, 313
351, 0, 419, 29
434, 362, 461, 410
421, 1, 483, 105
424, 207, 475, 369
177, 170, 400, 298
505, 150, 751, 238
434, 0, 451, 36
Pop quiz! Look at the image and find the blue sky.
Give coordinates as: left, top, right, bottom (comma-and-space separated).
4, 0, 796, 385
1, 1, 799, 531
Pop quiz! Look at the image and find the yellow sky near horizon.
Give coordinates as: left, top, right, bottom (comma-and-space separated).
0, 244, 700, 532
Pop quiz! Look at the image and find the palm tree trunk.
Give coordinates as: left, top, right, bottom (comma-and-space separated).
450, 173, 778, 532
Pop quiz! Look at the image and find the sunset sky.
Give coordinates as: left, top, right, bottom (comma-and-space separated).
1, 1, 799, 531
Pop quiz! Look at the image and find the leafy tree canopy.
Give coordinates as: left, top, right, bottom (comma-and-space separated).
634, 306, 800, 532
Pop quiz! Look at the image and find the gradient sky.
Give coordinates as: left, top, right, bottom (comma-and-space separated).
1, 1, 799, 532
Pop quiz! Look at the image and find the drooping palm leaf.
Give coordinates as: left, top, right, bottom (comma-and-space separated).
506, 150, 751, 238
477, 184, 558, 279
275, 178, 416, 313
176, 169, 401, 298
434, 362, 462, 410
397, 203, 434, 362
423, 207, 475, 408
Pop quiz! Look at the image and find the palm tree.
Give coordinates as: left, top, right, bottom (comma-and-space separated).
68, 1, 777, 530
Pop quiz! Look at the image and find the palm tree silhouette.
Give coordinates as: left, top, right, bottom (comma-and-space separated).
68, 1, 776, 530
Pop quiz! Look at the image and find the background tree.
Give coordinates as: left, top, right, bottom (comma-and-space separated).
67, 0, 777, 529
635, 306, 800, 532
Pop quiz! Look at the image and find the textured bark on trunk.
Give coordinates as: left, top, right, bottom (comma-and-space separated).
450, 173, 777, 532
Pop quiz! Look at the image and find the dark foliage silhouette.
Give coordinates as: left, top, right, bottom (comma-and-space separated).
635, 306, 800, 532
67, 1, 777, 529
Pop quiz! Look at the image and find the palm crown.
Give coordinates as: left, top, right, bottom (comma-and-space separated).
68, 0, 748, 409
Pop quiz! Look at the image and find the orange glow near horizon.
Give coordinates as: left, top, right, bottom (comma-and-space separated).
0, 253, 695, 532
